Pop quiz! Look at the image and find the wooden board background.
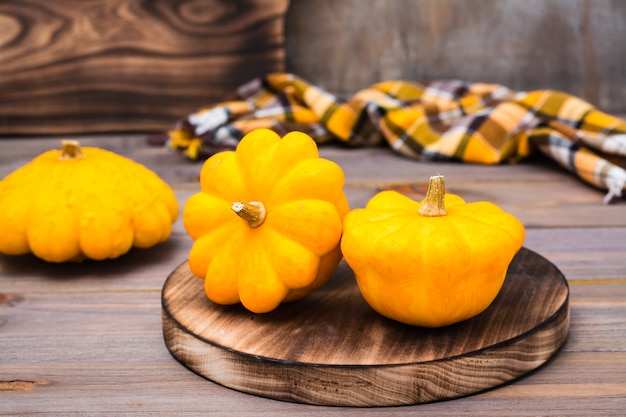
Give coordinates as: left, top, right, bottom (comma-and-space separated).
285, 0, 626, 113
1, 0, 625, 135
0, 0, 289, 134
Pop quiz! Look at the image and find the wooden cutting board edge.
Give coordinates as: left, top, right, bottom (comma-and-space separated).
161, 248, 570, 407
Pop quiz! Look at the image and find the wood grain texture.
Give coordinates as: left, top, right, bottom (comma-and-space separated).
0, 0, 288, 134
162, 248, 569, 406
285, 0, 626, 113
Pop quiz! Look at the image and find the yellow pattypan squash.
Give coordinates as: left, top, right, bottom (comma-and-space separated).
341, 174, 525, 328
0, 140, 179, 262
183, 128, 350, 313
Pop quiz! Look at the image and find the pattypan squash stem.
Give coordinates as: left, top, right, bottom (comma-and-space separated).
232, 201, 267, 228
418, 175, 447, 217
60, 140, 84, 160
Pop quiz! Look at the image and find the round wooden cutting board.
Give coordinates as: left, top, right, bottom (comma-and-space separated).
161, 247, 569, 407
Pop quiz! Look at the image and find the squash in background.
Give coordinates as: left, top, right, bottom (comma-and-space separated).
0, 140, 179, 262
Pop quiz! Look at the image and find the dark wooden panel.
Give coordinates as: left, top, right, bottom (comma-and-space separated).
0, 0, 288, 134
285, 0, 626, 113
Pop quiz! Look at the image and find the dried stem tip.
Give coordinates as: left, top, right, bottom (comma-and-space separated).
232, 201, 267, 228
60, 140, 84, 160
418, 175, 447, 217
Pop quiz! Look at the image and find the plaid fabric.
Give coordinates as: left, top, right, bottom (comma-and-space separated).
148, 73, 626, 204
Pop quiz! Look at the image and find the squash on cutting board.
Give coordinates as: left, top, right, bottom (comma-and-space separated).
341, 174, 525, 327
183, 128, 350, 313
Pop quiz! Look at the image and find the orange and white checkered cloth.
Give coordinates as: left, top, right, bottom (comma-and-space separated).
148, 73, 626, 204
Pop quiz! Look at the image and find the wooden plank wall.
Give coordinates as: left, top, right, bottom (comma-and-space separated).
0, 0, 288, 135
285, 0, 626, 114
1, 0, 624, 135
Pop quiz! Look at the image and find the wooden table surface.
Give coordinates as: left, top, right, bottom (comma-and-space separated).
1, 134, 625, 416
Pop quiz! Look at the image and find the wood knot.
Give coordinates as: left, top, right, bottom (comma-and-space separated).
0, 380, 49, 392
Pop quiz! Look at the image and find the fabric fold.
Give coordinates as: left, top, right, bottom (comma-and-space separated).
147, 73, 626, 204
